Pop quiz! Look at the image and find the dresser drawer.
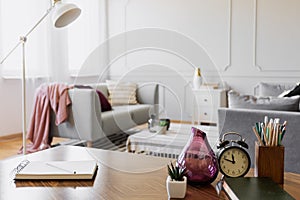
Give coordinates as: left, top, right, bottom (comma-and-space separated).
196, 106, 217, 123
192, 89, 227, 125
194, 91, 222, 106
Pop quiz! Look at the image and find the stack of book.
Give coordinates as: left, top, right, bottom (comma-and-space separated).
223, 177, 294, 200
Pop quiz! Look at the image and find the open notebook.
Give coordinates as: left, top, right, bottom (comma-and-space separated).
14, 160, 98, 180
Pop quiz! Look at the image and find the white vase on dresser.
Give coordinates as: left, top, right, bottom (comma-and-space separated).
193, 67, 202, 89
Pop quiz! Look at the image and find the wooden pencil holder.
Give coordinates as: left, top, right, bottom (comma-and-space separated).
254, 141, 284, 184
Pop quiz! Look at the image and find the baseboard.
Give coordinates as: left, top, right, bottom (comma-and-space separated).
170, 120, 192, 124
0, 133, 22, 141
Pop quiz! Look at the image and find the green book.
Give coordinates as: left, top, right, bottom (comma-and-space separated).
223, 177, 295, 200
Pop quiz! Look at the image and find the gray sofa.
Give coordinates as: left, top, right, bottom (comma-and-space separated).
218, 108, 300, 174
218, 82, 300, 173
50, 83, 159, 147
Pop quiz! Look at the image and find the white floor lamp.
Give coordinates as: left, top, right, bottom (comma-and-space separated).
0, 0, 81, 155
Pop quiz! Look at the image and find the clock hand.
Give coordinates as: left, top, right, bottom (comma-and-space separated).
231, 154, 235, 164
224, 158, 234, 163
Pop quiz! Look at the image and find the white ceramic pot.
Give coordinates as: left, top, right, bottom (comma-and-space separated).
166, 176, 187, 199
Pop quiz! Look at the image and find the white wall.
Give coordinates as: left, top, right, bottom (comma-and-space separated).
1, 0, 300, 136
107, 0, 300, 88
106, 0, 300, 121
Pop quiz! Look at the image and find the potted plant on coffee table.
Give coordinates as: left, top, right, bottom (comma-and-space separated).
166, 162, 187, 199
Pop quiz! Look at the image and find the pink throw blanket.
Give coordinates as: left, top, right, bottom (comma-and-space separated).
20, 83, 72, 154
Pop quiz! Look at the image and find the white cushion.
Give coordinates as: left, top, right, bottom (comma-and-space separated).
255, 82, 296, 97
106, 80, 138, 105
228, 90, 300, 111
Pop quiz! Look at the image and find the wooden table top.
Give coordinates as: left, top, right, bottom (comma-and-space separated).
1, 146, 299, 200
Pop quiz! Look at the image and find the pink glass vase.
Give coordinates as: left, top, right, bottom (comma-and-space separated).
177, 127, 219, 184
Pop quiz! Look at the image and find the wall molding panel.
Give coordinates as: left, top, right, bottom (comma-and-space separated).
253, 0, 300, 72
223, 0, 232, 71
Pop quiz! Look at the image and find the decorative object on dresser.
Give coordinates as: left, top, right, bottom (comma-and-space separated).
193, 88, 227, 125
192, 67, 202, 89
166, 162, 187, 199
0, 0, 81, 155
177, 127, 218, 184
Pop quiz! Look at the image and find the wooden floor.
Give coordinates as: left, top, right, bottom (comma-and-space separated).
0, 133, 67, 160
0, 121, 191, 160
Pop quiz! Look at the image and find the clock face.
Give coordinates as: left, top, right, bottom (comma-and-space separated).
218, 146, 250, 177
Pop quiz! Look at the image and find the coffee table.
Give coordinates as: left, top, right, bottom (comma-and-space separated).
126, 123, 219, 158
1, 146, 300, 199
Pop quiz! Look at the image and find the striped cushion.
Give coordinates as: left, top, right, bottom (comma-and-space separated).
106, 80, 138, 105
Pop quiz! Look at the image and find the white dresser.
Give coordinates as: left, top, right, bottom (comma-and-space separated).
193, 88, 227, 125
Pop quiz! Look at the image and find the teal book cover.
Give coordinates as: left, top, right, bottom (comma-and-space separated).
223, 177, 295, 200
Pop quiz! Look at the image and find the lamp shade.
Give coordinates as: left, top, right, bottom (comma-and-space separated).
52, 1, 81, 28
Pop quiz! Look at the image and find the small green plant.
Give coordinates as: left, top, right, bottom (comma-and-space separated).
167, 162, 187, 181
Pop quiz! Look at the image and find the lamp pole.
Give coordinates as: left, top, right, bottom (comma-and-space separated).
21, 37, 27, 155
0, 4, 55, 155
0, 0, 80, 155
